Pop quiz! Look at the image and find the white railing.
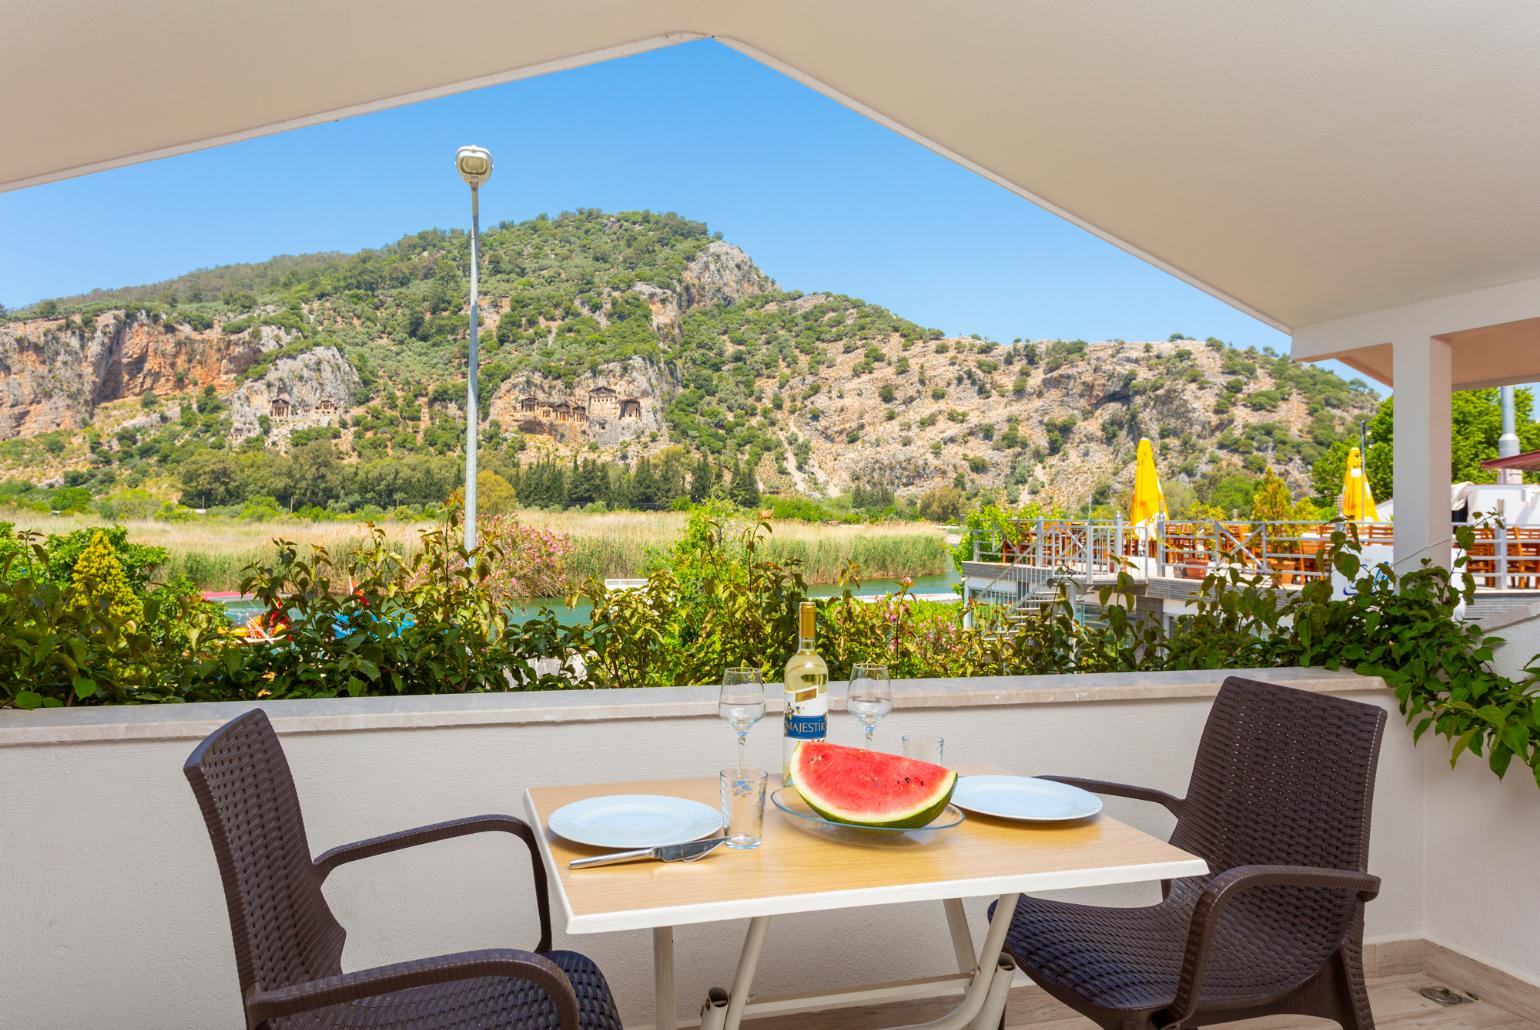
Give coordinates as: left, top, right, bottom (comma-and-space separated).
972, 518, 1540, 591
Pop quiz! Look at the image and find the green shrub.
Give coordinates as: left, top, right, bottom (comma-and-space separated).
584, 507, 805, 686
0, 528, 225, 707
917, 486, 968, 524
764, 495, 855, 524
96, 488, 160, 520
216, 521, 578, 698
1, 509, 1534, 788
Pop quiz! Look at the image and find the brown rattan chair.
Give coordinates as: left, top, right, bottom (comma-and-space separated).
184, 708, 622, 1030
995, 676, 1386, 1030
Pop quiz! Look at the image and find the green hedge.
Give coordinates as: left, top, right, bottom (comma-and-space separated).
1, 513, 1535, 788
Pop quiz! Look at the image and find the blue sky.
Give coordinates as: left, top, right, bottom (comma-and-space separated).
1, 40, 1304, 363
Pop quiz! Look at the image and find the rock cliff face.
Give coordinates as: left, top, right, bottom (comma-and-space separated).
489, 356, 671, 449
475, 241, 767, 453
229, 347, 361, 445
752, 335, 1368, 509
623, 241, 772, 338
680, 241, 774, 310
0, 310, 274, 438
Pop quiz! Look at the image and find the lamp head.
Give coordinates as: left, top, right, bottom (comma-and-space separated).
455, 145, 493, 188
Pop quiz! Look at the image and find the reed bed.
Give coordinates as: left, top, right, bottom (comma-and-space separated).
757, 532, 951, 582
5, 509, 952, 591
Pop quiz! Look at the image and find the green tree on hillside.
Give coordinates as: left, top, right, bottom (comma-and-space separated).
1203, 471, 1260, 517
1250, 471, 1291, 522
631, 457, 662, 508
449, 470, 517, 515
178, 450, 242, 508
476, 471, 518, 515
567, 459, 607, 507
727, 459, 760, 508
1312, 388, 1540, 506
689, 455, 715, 502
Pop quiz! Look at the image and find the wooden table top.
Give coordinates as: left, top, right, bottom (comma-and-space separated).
524, 770, 1207, 933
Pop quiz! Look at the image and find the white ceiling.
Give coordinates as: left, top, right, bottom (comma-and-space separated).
7, 1, 1540, 333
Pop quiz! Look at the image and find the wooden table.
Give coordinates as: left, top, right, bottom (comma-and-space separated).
525, 774, 1206, 1030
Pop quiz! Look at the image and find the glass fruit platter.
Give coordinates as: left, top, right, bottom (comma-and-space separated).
770, 788, 965, 848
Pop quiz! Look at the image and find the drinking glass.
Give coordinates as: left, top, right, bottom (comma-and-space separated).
847, 663, 893, 748
720, 767, 768, 850
718, 667, 766, 766
902, 733, 945, 765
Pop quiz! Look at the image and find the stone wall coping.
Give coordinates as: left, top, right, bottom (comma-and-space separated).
0, 667, 1388, 747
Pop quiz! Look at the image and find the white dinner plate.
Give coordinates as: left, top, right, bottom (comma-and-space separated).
547, 794, 722, 850
951, 776, 1103, 822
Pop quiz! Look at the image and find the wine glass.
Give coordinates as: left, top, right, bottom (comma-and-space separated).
848, 663, 892, 748
718, 667, 766, 766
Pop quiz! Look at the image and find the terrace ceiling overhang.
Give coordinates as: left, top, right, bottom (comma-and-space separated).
6, 1, 1540, 335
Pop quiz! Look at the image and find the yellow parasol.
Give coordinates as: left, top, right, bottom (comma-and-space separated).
1129, 438, 1168, 525
1340, 446, 1379, 521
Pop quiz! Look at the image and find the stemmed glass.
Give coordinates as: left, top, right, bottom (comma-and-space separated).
718, 667, 766, 766
848, 663, 892, 748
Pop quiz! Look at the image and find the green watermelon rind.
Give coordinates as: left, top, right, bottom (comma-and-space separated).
790, 741, 958, 829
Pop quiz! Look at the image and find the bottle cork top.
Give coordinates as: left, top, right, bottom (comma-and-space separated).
799, 601, 816, 638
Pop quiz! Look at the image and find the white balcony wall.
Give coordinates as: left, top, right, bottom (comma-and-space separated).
0, 668, 1492, 1029
1421, 747, 1540, 987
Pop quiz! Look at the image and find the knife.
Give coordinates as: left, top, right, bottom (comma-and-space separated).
569, 835, 729, 870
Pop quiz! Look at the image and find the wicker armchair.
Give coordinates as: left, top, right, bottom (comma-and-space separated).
996, 676, 1386, 1030
184, 708, 622, 1029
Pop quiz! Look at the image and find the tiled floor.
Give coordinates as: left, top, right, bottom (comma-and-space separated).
743, 974, 1538, 1029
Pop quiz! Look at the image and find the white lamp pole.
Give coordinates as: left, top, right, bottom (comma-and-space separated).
1498, 385, 1522, 485
454, 145, 493, 552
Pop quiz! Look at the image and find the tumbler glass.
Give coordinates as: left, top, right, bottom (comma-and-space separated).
902, 733, 945, 765
719, 767, 768, 850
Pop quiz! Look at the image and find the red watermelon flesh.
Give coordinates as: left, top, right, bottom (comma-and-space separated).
790, 740, 957, 828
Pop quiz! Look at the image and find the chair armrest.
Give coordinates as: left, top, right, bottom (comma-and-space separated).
1038, 775, 1186, 817
1164, 864, 1381, 1027
245, 948, 580, 1027
313, 814, 552, 952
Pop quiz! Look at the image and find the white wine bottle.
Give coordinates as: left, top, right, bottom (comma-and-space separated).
782, 601, 829, 785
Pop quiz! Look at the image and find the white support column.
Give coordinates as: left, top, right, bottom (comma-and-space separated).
1392, 336, 1453, 573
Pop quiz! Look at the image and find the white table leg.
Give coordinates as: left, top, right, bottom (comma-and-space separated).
721, 916, 771, 1030
971, 954, 1016, 1030
654, 925, 676, 1030
696, 897, 1016, 1030
878, 893, 1020, 1030
943, 898, 977, 973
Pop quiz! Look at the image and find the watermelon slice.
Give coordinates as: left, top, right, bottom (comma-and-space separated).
789, 740, 957, 829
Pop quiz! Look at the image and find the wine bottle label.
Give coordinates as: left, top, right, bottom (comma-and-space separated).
784, 681, 827, 739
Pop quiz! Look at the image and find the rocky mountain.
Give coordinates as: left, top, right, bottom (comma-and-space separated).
0, 210, 1378, 508
0, 310, 282, 438
488, 356, 672, 450
228, 347, 361, 446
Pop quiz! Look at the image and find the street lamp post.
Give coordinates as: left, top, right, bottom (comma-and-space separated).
454, 145, 493, 552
